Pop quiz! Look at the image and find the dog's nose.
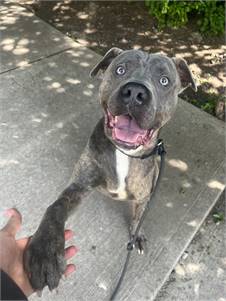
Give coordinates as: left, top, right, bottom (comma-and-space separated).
120, 82, 150, 106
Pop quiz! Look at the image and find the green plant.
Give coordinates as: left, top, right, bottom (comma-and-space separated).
199, 1, 225, 35
200, 101, 216, 115
189, 97, 217, 115
145, 0, 225, 36
212, 212, 224, 223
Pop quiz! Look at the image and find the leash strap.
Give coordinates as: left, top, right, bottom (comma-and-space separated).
110, 140, 166, 301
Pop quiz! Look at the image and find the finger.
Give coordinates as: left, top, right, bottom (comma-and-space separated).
2, 208, 22, 236
64, 229, 74, 241
17, 237, 30, 250
64, 264, 76, 277
64, 245, 78, 260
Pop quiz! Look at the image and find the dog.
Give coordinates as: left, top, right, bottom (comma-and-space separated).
25, 48, 196, 291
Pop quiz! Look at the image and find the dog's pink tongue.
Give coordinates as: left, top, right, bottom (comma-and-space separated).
114, 115, 147, 143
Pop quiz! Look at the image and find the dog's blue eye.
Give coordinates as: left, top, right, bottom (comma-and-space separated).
116, 65, 126, 75
160, 76, 169, 86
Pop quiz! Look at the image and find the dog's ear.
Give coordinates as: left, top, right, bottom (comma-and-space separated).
173, 57, 197, 92
90, 47, 123, 78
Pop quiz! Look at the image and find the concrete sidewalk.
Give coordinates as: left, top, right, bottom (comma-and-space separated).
0, 3, 225, 301
156, 193, 226, 301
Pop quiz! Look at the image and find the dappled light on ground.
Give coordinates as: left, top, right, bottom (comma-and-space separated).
0, 159, 20, 167
207, 180, 225, 191
0, 2, 225, 300
167, 159, 188, 172
17, 0, 225, 117
0, 2, 77, 73
187, 220, 198, 228
162, 192, 225, 301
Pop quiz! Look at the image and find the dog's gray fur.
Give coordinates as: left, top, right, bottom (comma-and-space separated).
25, 48, 196, 290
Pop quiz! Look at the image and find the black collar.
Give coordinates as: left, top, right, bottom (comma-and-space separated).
114, 139, 166, 159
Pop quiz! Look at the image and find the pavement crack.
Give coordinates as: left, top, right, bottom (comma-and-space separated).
0, 47, 73, 75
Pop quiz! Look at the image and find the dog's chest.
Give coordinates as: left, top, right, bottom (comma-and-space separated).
102, 149, 158, 202
108, 149, 129, 200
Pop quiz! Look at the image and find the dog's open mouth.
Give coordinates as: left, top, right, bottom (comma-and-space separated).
105, 110, 154, 149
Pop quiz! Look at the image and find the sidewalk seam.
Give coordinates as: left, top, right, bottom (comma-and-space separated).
0, 47, 73, 75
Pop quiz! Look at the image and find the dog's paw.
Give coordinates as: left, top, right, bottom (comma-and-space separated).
25, 231, 66, 291
134, 234, 147, 255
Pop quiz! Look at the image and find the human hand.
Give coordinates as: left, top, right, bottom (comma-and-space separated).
0, 208, 77, 297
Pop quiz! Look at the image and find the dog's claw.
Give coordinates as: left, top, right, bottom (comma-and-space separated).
130, 234, 147, 254
136, 235, 147, 255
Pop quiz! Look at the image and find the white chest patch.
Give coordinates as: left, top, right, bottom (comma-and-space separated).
109, 149, 129, 200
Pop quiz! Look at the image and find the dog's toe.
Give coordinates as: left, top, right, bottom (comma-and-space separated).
25, 232, 66, 291
135, 235, 147, 255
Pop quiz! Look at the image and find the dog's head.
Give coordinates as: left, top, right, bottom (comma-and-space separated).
90, 48, 196, 152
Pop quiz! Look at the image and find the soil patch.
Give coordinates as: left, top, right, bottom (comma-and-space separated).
18, 0, 225, 120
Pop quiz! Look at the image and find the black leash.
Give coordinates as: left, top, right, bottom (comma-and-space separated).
110, 139, 166, 301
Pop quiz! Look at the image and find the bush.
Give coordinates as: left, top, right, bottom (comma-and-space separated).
145, 0, 225, 36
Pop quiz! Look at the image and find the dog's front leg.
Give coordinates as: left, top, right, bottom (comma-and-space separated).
130, 201, 147, 254
25, 153, 102, 291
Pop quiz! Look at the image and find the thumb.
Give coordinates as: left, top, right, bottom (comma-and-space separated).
2, 208, 22, 236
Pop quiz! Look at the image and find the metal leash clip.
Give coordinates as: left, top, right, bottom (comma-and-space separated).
156, 139, 166, 156
127, 241, 135, 251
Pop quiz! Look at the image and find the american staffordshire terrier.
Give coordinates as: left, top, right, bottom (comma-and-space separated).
25, 48, 196, 291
